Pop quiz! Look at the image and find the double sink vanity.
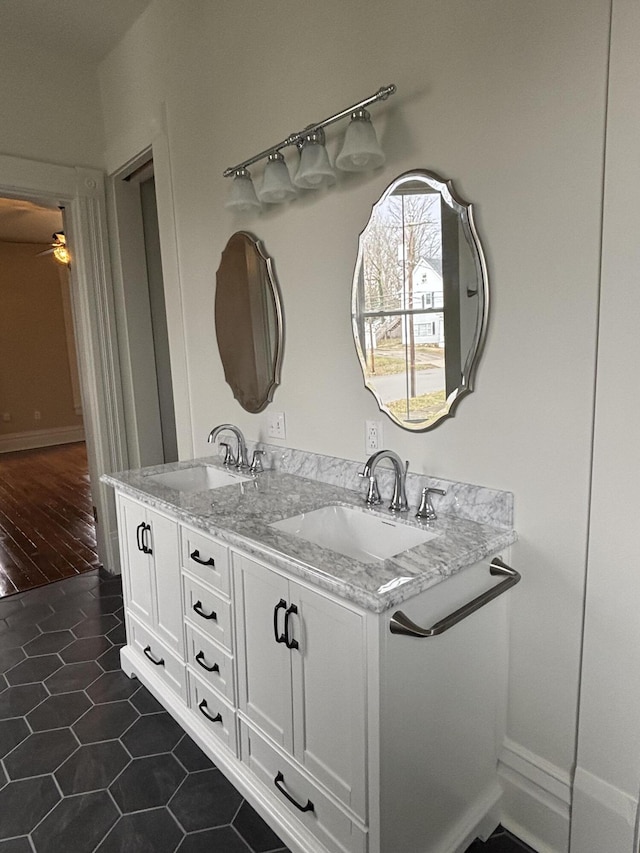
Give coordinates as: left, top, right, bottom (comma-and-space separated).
103, 432, 517, 853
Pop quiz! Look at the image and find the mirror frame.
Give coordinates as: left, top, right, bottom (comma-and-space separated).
351, 169, 489, 432
215, 231, 284, 413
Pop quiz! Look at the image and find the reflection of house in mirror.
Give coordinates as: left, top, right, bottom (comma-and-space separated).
402, 257, 445, 347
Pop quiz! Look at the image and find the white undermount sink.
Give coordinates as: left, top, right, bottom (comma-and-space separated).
270, 504, 437, 563
148, 464, 250, 493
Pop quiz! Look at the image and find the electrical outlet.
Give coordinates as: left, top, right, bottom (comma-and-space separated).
365, 419, 383, 452
268, 412, 286, 440
2, 412, 10, 422
34, 410, 41, 421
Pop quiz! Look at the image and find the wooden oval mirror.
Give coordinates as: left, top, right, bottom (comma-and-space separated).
215, 232, 283, 413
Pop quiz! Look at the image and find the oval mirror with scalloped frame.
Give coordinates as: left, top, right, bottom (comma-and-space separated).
215, 231, 283, 413
351, 170, 489, 431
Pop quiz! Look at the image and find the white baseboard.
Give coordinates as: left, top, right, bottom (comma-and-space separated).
569, 767, 639, 853
0, 425, 85, 454
498, 737, 572, 853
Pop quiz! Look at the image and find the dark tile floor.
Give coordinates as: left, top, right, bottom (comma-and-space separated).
0, 570, 535, 853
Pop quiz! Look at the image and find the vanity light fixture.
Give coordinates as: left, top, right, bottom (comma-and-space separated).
223, 83, 397, 212
258, 152, 297, 203
225, 168, 262, 213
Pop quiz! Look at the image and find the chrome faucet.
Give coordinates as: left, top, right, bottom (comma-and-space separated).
207, 423, 250, 469
361, 449, 409, 512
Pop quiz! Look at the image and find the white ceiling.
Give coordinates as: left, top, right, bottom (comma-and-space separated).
0, 0, 152, 64
0, 1, 152, 243
0, 198, 63, 245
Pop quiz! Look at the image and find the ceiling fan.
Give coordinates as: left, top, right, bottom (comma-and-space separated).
37, 231, 70, 265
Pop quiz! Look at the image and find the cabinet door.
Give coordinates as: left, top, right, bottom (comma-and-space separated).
234, 554, 294, 752
147, 508, 182, 654
290, 582, 367, 819
118, 495, 153, 626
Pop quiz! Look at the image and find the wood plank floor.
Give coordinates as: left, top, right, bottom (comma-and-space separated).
0, 442, 99, 597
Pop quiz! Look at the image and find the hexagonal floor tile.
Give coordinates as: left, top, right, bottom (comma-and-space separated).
0, 646, 25, 672
72, 614, 119, 639
121, 712, 184, 757
59, 636, 112, 664
95, 808, 183, 853
109, 753, 186, 812
96, 644, 124, 672
73, 700, 138, 743
0, 775, 60, 837
169, 768, 243, 832
55, 740, 130, 795
45, 660, 102, 694
38, 609, 84, 632
0, 682, 48, 719
0, 836, 33, 851
80, 595, 123, 618
86, 670, 139, 704
31, 789, 119, 853
5, 654, 62, 686
4, 728, 78, 779
129, 685, 164, 715
0, 623, 42, 649
26, 691, 92, 731
0, 718, 30, 758
176, 826, 254, 853
233, 800, 286, 853
173, 734, 215, 772
4, 604, 52, 627
23, 630, 74, 656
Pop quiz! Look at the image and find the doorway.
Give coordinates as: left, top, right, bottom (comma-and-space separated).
110, 156, 178, 469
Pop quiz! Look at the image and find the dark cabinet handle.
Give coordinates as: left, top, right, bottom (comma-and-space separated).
190, 549, 215, 567
198, 699, 222, 724
143, 645, 164, 666
284, 603, 299, 650
273, 771, 315, 813
273, 599, 287, 644
193, 600, 217, 621
195, 651, 219, 673
143, 523, 152, 555
136, 522, 145, 552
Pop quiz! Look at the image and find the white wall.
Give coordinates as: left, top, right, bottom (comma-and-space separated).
571, 0, 640, 849
0, 41, 103, 168
98, 1, 614, 849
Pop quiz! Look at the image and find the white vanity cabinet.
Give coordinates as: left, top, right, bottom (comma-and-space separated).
116, 494, 185, 698
233, 552, 368, 822
113, 487, 513, 853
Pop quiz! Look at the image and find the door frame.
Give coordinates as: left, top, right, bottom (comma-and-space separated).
0, 152, 128, 574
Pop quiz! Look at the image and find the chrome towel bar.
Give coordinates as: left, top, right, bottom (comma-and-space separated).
389, 557, 520, 638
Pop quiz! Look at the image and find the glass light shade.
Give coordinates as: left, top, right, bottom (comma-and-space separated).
294, 132, 336, 190
225, 169, 261, 212
335, 111, 385, 172
258, 154, 297, 203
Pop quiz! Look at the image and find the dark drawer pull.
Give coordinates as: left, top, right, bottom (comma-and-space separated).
136, 522, 145, 552
190, 549, 215, 567
195, 651, 219, 673
198, 699, 222, 724
143, 645, 164, 667
273, 771, 315, 813
193, 600, 217, 621
273, 598, 287, 644
284, 603, 299, 650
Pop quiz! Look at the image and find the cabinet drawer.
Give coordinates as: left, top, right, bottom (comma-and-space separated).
183, 575, 233, 651
189, 672, 237, 755
185, 624, 235, 704
128, 615, 187, 701
181, 526, 230, 595
240, 722, 367, 853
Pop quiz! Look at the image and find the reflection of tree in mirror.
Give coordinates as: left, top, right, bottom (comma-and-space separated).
360, 189, 444, 417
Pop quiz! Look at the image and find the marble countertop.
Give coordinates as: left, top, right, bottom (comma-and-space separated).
103, 457, 517, 614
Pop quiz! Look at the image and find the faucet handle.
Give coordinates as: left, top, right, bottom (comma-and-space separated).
359, 471, 382, 506
219, 441, 236, 467
415, 486, 447, 521
250, 450, 265, 474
